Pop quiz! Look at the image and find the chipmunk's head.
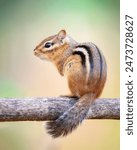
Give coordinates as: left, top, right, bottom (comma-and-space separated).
34, 30, 70, 61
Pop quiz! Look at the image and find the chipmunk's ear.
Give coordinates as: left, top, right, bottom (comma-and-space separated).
57, 30, 66, 40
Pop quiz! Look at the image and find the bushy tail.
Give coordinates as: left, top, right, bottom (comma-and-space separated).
46, 93, 95, 138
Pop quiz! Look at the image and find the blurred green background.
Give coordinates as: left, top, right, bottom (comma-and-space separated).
0, 0, 119, 150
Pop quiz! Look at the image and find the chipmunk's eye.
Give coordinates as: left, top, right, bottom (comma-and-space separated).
44, 42, 53, 48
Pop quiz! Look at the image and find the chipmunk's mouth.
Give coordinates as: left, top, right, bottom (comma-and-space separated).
34, 51, 49, 61
34, 51, 39, 56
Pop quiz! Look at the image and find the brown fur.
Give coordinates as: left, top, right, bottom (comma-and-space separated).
34, 30, 107, 138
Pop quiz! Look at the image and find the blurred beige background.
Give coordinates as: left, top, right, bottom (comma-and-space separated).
0, 0, 119, 150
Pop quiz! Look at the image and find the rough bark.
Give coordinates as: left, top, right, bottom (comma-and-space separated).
0, 97, 120, 121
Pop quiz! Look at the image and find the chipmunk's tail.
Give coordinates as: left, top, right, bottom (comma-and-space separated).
46, 93, 95, 138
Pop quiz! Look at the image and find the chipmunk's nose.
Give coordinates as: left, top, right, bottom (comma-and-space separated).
33, 48, 36, 51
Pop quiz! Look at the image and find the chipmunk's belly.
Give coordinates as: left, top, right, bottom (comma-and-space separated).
67, 72, 94, 97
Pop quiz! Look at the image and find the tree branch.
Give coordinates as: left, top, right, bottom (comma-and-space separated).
0, 97, 120, 122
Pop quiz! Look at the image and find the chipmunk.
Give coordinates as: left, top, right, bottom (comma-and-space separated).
34, 30, 107, 138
